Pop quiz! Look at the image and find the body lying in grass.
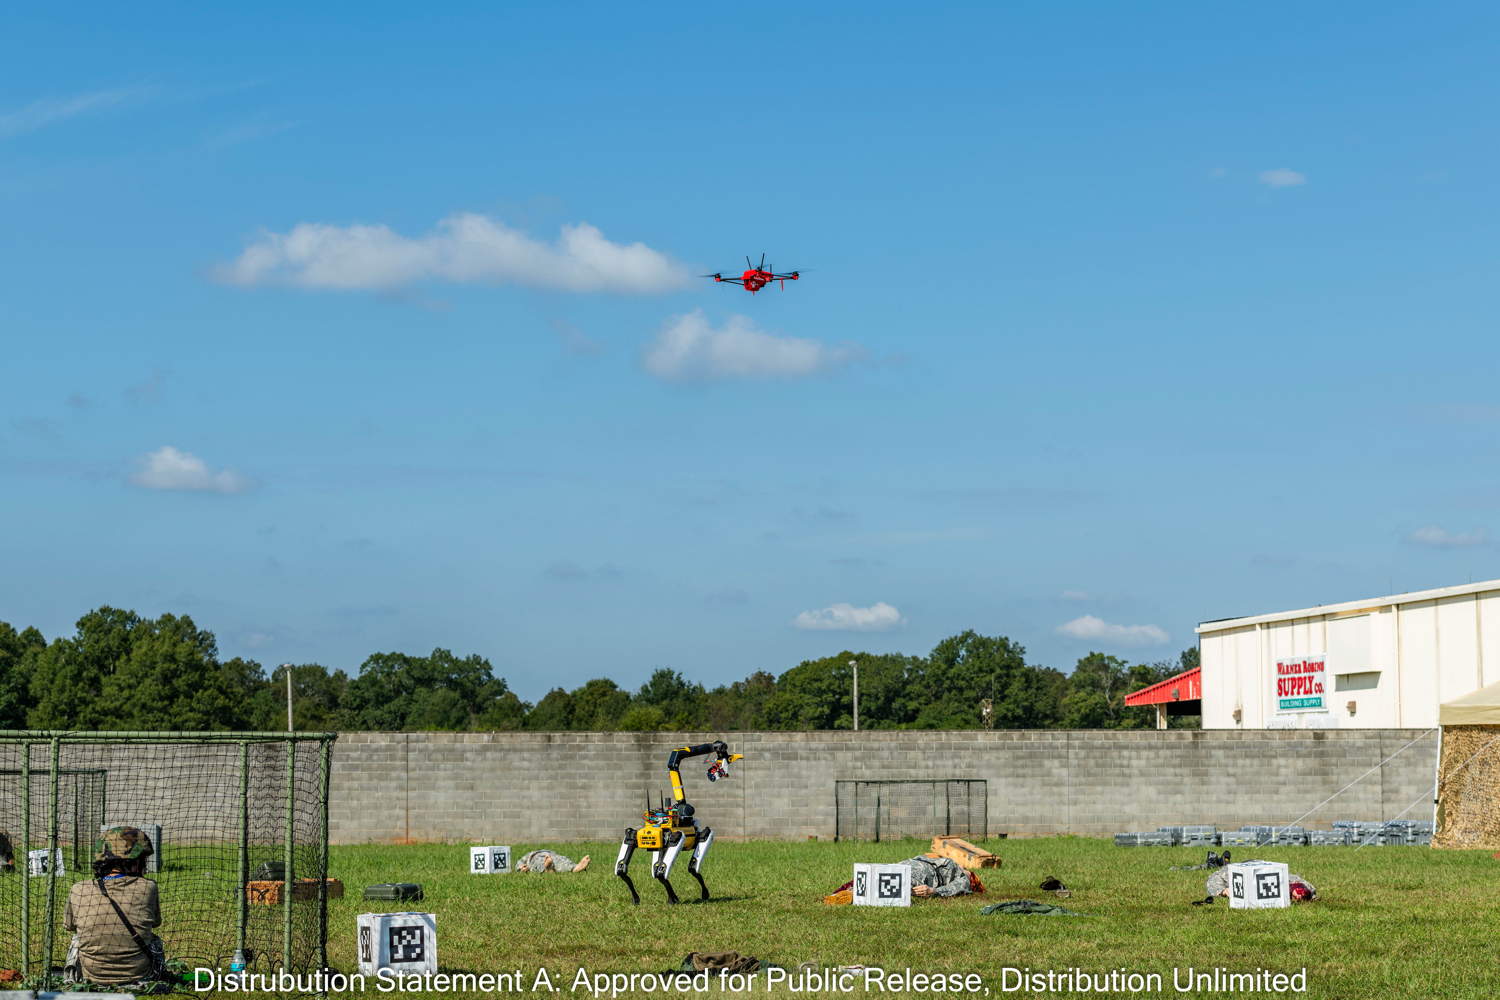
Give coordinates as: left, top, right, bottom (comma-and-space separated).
826, 855, 980, 903
516, 849, 591, 873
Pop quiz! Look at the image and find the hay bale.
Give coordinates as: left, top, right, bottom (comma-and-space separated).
1434, 725, 1500, 850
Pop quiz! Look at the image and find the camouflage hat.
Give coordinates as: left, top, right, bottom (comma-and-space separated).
95, 825, 154, 864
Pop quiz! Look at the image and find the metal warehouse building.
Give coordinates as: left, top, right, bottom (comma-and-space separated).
1197, 579, 1500, 729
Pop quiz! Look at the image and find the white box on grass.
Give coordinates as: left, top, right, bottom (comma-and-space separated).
357, 912, 438, 977
1227, 861, 1290, 909
102, 822, 162, 873
852, 863, 910, 907
28, 848, 64, 876
468, 845, 510, 874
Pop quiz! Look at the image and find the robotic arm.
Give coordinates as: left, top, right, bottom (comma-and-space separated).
666, 741, 743, 802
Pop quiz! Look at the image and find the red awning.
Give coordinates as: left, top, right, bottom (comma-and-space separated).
1125, 667, 1202, 707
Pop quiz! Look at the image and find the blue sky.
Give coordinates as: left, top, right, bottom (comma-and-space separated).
4, 3, 1500, 700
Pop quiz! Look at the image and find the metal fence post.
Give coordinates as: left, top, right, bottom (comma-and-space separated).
20, 742, 31, 975
239, 741, 250, 964
318, 737, 332, 976
43, 737, 61, 975
284, 739, 296, 972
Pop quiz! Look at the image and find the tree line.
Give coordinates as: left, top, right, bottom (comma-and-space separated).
0, 607, 1200, 732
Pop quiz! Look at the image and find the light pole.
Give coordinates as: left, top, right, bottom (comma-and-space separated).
282, 663, 294, 732
849, 660, 860, 732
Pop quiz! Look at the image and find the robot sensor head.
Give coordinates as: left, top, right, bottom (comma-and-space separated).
706, 760, 730, 782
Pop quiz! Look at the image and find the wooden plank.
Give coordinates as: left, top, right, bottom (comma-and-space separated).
930, 835, 1001, 869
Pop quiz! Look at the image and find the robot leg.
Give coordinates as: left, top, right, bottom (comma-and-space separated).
614, 828, 639, 905
652, 833, 684, 904
686, 827, 713, 901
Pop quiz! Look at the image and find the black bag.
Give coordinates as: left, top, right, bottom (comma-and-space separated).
363, 883, 423, 901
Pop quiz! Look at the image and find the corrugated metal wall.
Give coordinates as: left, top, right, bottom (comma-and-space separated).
1200, 585, 1500, 729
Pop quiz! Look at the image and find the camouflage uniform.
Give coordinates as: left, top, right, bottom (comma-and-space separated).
63, 826, 164, 986
516, 849, 579, 872
1205, 863, 1316, 900
0, 829, 14, 872
901, 855, 974, 897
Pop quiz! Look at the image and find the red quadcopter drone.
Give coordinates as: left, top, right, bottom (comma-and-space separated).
703, 253, 802, 294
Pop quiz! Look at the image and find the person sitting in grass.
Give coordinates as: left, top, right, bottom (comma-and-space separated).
515, 849, 590, 873
64, 826, 165, 986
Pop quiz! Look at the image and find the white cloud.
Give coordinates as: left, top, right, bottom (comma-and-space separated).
793, 602, 905, 632
131, 446, 250, 494
0, 87, 147, 140
1258, 168, 1307, 188
1057, 615, 1169, 646
644, 310, 862, 381
1407, 525, 1489, 549
217, 213, 689, 293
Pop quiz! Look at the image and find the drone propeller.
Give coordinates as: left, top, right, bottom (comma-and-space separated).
699, 273, 723, 279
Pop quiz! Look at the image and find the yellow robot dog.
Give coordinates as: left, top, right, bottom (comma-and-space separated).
615, 740, 743, 904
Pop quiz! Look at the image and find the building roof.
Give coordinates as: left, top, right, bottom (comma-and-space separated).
1124, 667, 1202, 707
1196, 578, 1500, 636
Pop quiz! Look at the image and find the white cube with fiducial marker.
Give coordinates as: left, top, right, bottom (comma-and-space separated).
27, 848, 64, 877
357, 911, 438, 977
852, 863, 910, 907
1227, 860, 1290, 909
468, 845, 510, 874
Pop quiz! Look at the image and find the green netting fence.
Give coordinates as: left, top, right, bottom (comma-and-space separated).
0, 731, 335, 983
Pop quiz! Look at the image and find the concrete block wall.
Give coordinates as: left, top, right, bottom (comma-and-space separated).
327, 729, 1440, 843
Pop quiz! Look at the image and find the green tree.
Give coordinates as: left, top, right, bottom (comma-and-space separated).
344, 649, 526, 731
1061, 652, 1131, 728
525, 688, 575, 730
634, 669, 707, 729
908, 632, 1049, 729
27, 607, 144, 729
1027, 666, 1069, 729
101, 614, 259, 730
760, 655, 857, 730
249, 663, 351, 731
617, 704, 667, 731
0, 622, 45, 728
704, 671, 777, 730
567, 678, 631, 730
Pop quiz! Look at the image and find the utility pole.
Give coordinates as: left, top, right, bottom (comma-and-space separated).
849, 660, 860, 732
282, 663, 294, 732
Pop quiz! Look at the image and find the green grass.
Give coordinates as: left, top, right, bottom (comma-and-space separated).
275, 838, 1500, 998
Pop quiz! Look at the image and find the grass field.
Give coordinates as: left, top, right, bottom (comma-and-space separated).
297, 837, 1500, 1000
